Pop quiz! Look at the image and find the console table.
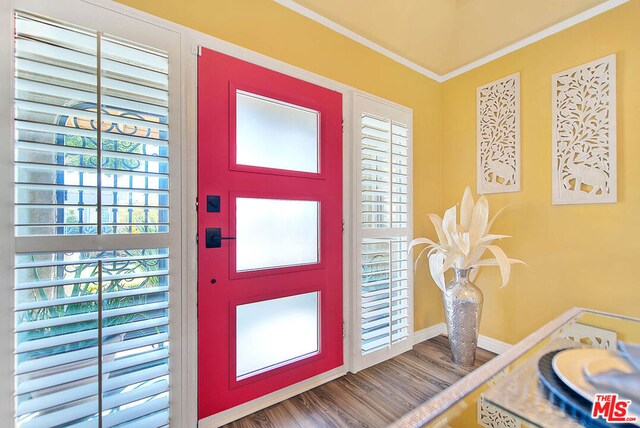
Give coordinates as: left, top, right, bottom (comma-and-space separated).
392, 307, 640, 427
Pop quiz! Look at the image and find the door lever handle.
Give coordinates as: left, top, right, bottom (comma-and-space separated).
205, 227, 236, 248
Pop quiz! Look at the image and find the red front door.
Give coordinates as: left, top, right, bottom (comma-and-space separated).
197, 49, 343, 419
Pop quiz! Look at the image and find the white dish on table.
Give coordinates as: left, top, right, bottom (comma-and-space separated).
552, 348, 640, 425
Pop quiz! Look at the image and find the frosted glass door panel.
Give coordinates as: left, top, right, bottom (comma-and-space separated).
236, 292, 319, 379
236, 91, 319, 173
236, 198, 319, 272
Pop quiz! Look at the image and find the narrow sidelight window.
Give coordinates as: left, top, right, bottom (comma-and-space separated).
353, 94, 413, 371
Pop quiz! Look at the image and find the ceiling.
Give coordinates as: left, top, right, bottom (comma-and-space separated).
288, 0, 608, 75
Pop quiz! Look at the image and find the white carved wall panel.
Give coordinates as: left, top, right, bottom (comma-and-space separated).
477, 73, 520, 194
552, 55, 617, 204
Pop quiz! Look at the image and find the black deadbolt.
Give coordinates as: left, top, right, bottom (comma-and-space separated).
207, 195, 221, 212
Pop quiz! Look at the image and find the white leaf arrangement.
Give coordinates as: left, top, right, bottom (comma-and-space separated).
409, 187, 524, 291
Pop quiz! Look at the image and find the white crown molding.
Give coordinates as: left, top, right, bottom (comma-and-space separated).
272, 0, 443, 82
275, 0, 629, 83
441, 0, 629, 81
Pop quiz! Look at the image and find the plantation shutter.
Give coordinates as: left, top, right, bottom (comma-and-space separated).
15, 14, 169, 236
360, 114, 409, 230
353, 94, 413, 372
14, 15, 100, 237
13, 12, 176, 427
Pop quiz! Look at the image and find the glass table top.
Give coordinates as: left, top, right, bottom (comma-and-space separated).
393, 308, 640, 427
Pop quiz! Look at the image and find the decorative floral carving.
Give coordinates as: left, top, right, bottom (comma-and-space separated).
478, 397, 522, 428
552, 55, 617, 204
478, 369, 522, 428
557, 322, 617, 350
477, 73, 520, 194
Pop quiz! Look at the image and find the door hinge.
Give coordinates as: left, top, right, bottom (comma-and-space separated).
196, 233, 199, 245
341, 118, 344, 133
342, 321, 346, 338
195, 197, 199, 212
342, 219, 345, 233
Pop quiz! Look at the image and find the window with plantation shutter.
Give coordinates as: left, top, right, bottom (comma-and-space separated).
15, 249, 170, 427
15, 14, 169, 236
13, 11, 178, 427
361, 115, 409, 230
353, 94, 413, 372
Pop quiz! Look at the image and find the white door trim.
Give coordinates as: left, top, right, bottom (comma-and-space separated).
197, 366, 346, 427
0, 0, 15, 424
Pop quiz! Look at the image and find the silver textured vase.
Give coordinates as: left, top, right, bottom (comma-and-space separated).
442, 268, 484, 366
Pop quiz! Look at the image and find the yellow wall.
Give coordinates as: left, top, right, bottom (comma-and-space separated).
441, 0, 640, 343
118, 0, 640, 344
116, 0, 445, 330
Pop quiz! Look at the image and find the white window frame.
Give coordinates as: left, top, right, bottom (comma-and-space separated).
350, 92, 414, 373
0, 0, 183, 424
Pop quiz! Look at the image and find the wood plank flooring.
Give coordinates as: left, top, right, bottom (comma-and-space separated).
225, 335, 495, 428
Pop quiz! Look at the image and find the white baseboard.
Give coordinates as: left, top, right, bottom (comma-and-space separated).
477, 335, 512, 355
198, 366, 347, 427
413, 323, 512, 355
413, 322, 447, 344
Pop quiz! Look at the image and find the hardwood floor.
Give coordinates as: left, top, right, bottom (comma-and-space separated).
225, 335, 495, 428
